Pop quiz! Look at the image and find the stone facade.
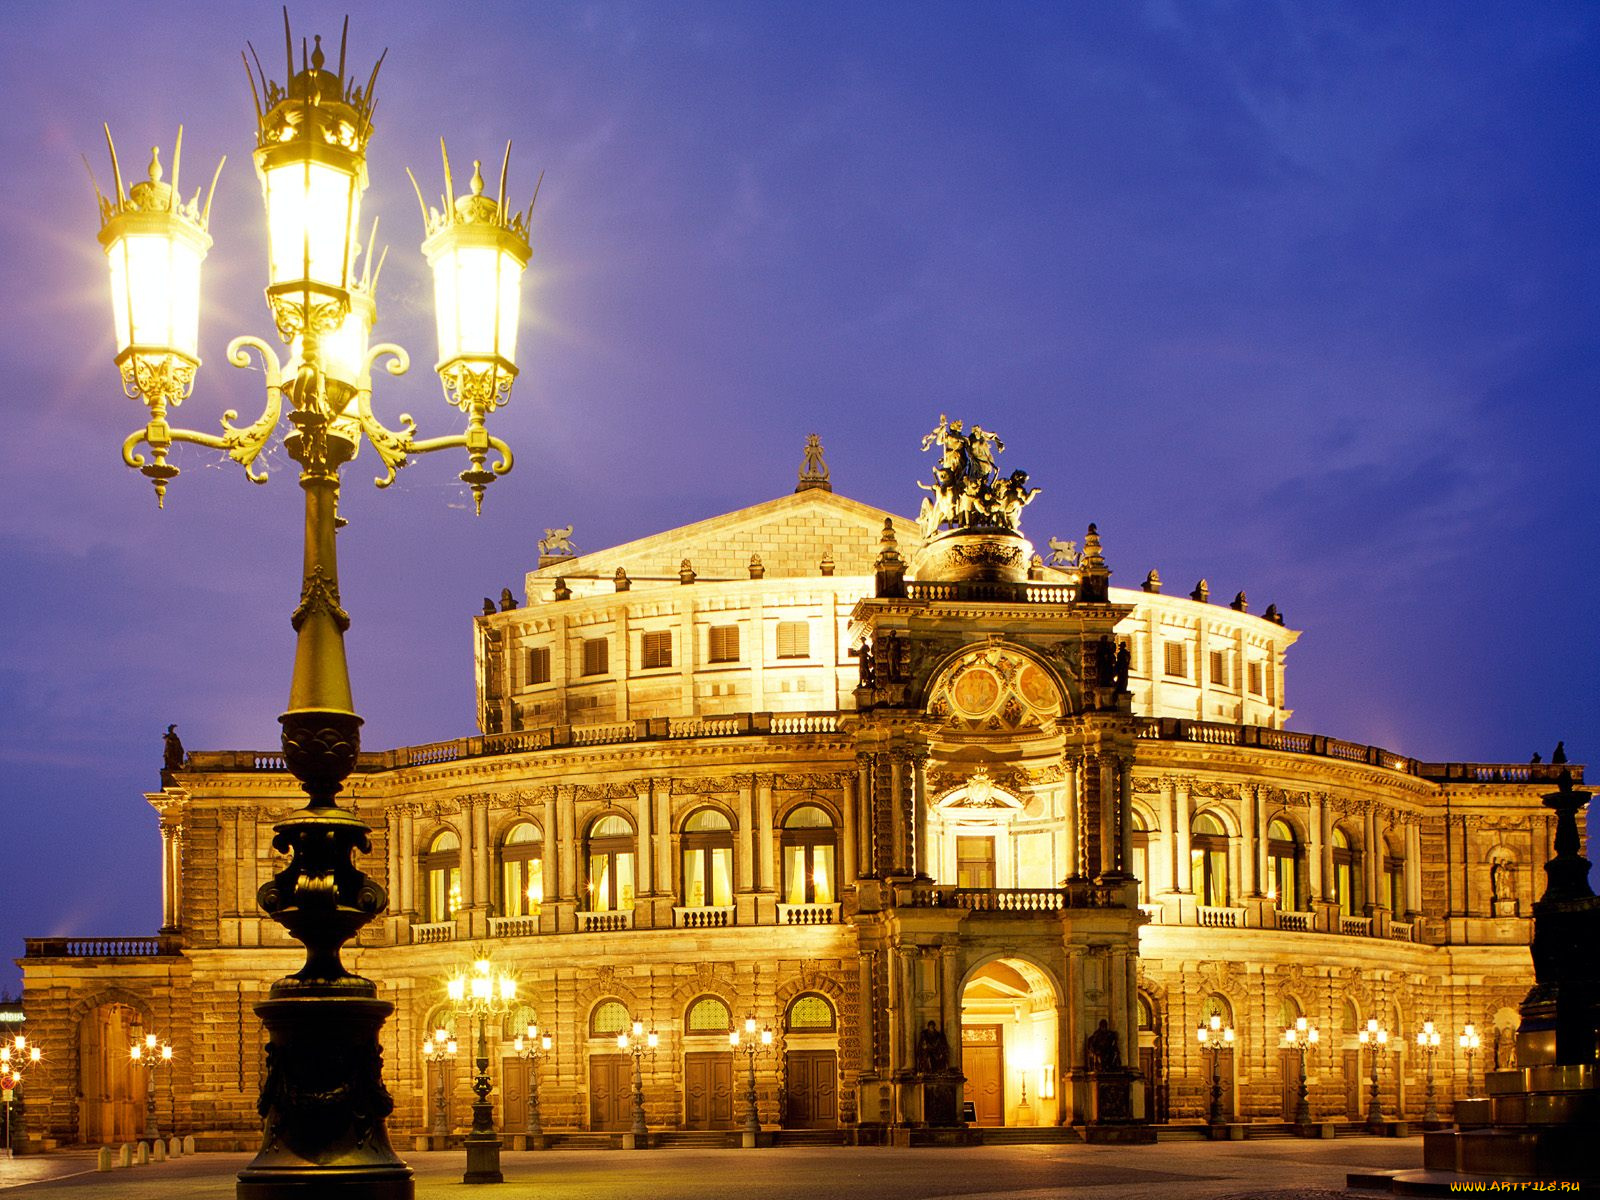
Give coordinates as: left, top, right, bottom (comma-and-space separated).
19, 467, 1576, 1149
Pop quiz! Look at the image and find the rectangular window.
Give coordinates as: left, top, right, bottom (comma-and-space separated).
528, 646, 551, 686
581, 637, 609, 677
1163, 641, 1187, 679
776, 621, 809, 659
708, 624, 740, 664
642, 630, 673, 669
956, 836, 996, 889
1248, 661, 1264, 695
1209, 649, 1228, 687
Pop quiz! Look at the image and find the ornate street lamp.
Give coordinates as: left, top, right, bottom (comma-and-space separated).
617, 1019, 659, 1146
1281, 1017, 1319, 1127
1196, 1013, 1234, 1128
419, 1028, 458, 1139
729, 1016, 773, 1145
0, 1035, 42, 1157
128, 1031, 174, 1141
447, 957, 517, 1184
1416, 1020, 1442, 1126
1459, 1023, 1481, 1097
1358, 1018, 1389, 1130
89, 16, 538, 1200
511, 1022, 552, 1145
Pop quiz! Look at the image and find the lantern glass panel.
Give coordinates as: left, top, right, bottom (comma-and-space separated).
263, 159, 360, 293
432, 240, 525, 365
108, 227, 204, 358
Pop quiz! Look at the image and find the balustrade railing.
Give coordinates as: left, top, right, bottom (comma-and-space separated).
410, 921, 457, 945
777, 902, 841, 925
1340, 915, 1372, 937
1276, 910, 1313, 933
488, 915, 540, 939
1388, 921, 1415, 942
576, 909, 634, 933
24, 936, 182, 958
673, 905, 735, 929
1197, 905, 1243, 929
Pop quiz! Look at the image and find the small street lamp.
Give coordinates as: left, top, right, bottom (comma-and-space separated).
1358, 1018, 1389, 1130
1459, 1023, 1481, 1097
129, 1032, 174, 1141
729, 1016, 773, 1146
511, 1022, 552, 1146
1281, 1017, 1319, 1127
617, 1019, 659, 1147
1196, 1014, 1234, 1128
0, 1035, 42, 1157
420, 1028, 458, 1139
1416, 1020, 1443, 1126
447, 956, 517, 1184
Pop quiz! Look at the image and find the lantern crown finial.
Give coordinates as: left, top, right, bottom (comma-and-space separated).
245, 13, 384, 157
92, 126, 223, 238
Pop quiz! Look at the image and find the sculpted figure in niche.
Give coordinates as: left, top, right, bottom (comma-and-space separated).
1086, 1019, 1121, 1073
917, 1020, 950, 1073
1490, 855, 1517, 914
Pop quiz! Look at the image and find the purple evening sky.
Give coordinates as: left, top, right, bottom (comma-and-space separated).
1, 2, 1595, 993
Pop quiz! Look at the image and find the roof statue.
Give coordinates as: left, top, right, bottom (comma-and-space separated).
1046, 536, 1079, 567
538, 525, 575, 557
915, 415, 1039, 540
797, 433, 831, 492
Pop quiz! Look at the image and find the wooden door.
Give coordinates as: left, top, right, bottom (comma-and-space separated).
1138, 1045, 1165, 1123
588, 1054, 631, 1131
1280, 1049, 1301, 1119
1343, 1050, 1362, 1118
684, 1052, 735, 1129
78, 1006, 140, 1144
962, 1024, 1004, 1126
784, 1050, 837, 1128
501, 1056, 529, 1133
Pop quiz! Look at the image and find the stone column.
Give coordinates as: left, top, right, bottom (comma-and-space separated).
655, 786, 672, 899
385, 809, 399, 923
1097, 756, 1117, 876
159, 818, 184, 932
940, 943, 961, 1065
1063, 761, 1081, 879
399, 805, 417, 914
756, 776, 775, 892
635, 785, 653, 896
841, 774, 858, 887
473, 799, 492, 908
912, 755, 930, 878
1174, 779, 1192, 892
737, 778, 755, 892
889, 755, 908, 873
458, 804, 476, 925
1308, 793, 1325, 902
896, 947, 916, 1072
558, 788, 578, 904
1240, 786, 1258, 897
857, 755, 874, 876
1405, 820, 1422, 915
541, 792, 558, 903
1117, 760, 1134, 875
1364, 805, 1380, 914
859, 953, 877, 1071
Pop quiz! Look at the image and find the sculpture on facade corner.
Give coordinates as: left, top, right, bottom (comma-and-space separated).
1086, 1019, 1122, 1073
799, 434, 830, 484
539, 525, 575, 556
916, 1020, 950, 1073
916, 415, 1040, 539
162, 724, 185, 774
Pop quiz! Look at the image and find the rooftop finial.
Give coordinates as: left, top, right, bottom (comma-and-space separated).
797, 433, 831, 492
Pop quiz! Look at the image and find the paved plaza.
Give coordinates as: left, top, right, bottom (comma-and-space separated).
0, 1138, 1429, 1198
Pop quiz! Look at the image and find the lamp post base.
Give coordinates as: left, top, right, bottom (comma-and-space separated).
236, 993, 412, 1200
462, 1131, 503, 1184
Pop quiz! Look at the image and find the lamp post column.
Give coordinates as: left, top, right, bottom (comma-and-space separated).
1359, 1019, 1388, 1131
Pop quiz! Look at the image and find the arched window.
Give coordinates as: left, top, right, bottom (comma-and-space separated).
1130, 809, 1151, 903
1190, 813, 1230, 907
681, 809, 734, 908
1137, 993, 1156, 1031
1382, 832, 1405, 915
422, 829, 461, 923
586, 814, 636, 913
786, 993, 836, 1032
686, 995, 731, 1034
1276, 995, 1301, 1030
499, 821, 544, 918
1266, 818, 1301, 910
591, 999, 631, 1037
1341, 998, 1360, 1037
1331, 825, 1361, 916
781, 805, 837, 906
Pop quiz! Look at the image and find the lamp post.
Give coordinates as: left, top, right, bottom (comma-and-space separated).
511, 1023, 552, 1146
1358, 1018, 1389, 1130
1281, 1017, 1319, 1127
729, 1016, 773, 1146
1460, 1023, 1481, 1097
447, 957, 517, 1184
90, 15, 537, 1200
617, 1020, 659, 1147
0, 1035, 42, 1157
129, 1032, 174, 1141
1416, 1020, 1442, 1126
420, 1028, 458, 1139
1196, 1014, 1234, 1128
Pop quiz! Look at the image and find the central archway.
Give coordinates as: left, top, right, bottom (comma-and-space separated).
959, 957, 1060, 1127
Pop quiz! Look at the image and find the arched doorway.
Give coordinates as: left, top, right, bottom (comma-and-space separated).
77, 1003, 143, 1144
959, 958, 1060, 1127
782, 993, 838, 1128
